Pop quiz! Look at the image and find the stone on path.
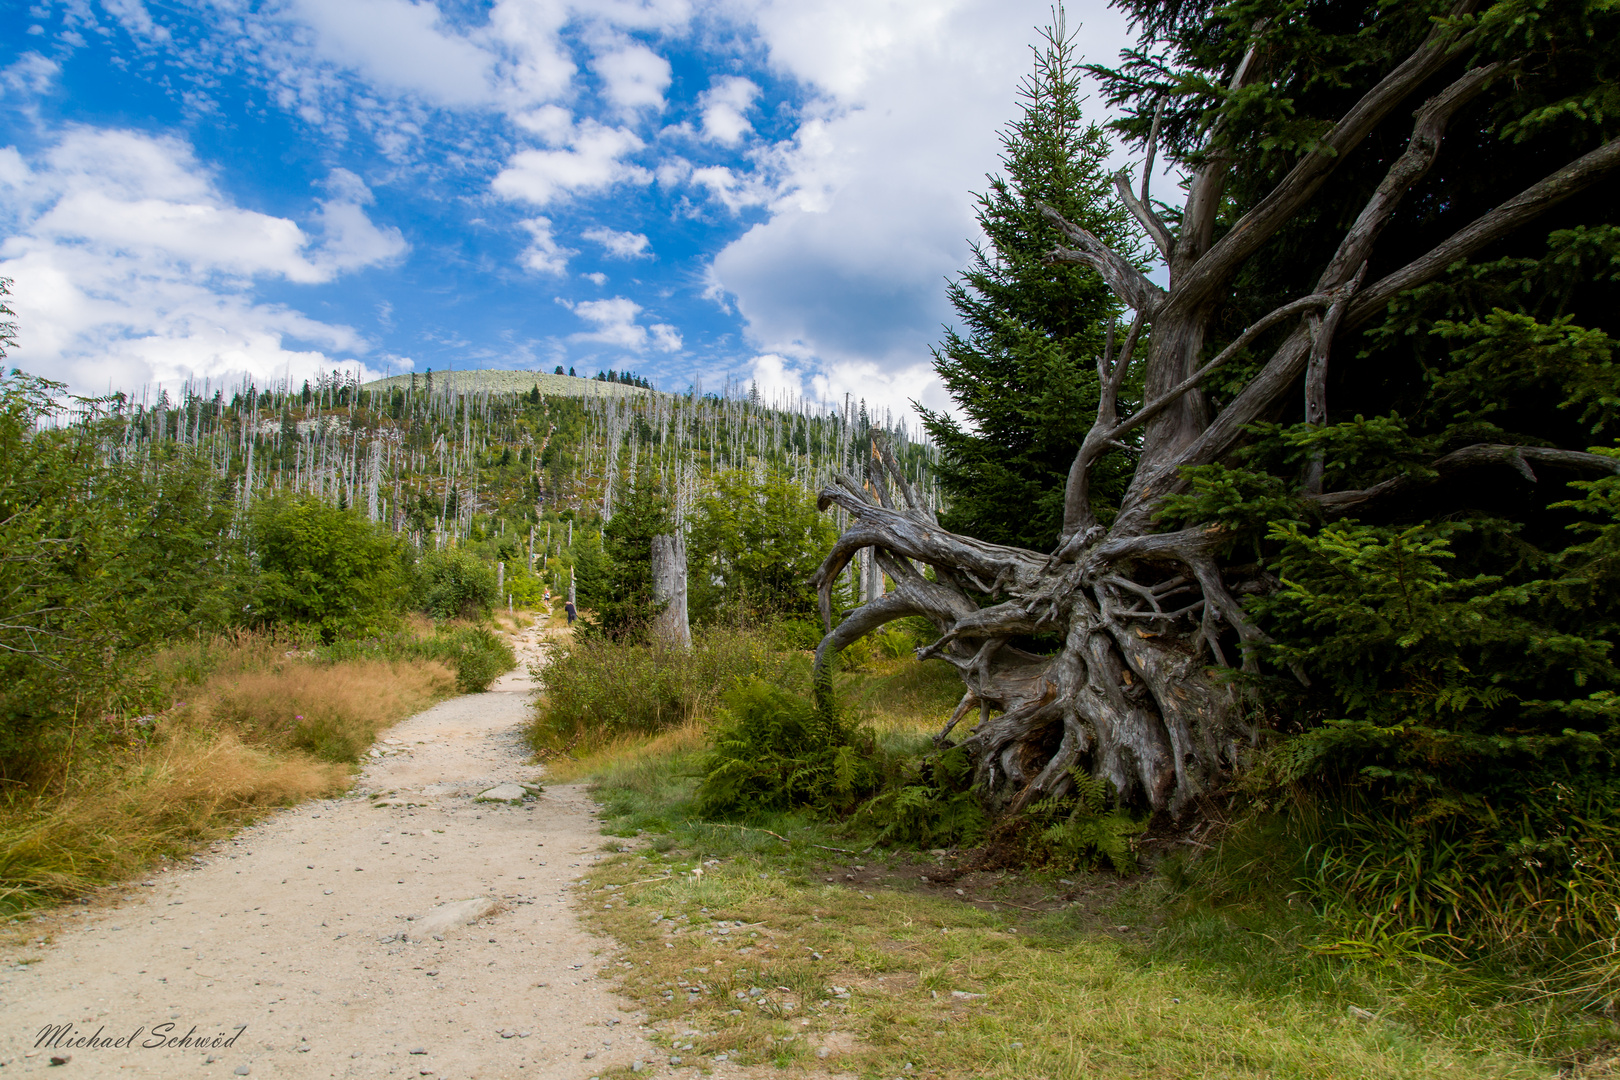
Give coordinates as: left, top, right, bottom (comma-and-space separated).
408, 897, 499, 941
474, 783, 530, 803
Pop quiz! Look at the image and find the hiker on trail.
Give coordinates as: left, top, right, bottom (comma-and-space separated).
565, 600, 576, 626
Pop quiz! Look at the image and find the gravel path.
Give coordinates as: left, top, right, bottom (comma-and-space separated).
0, 627, 660, 1078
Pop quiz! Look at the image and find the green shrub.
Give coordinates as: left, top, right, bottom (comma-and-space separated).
248, 495, 407, 643
696, 680, 880, 818
1033, 772, 1146, 874
414, 550, 497, 620
529, 626, 794, 749
871, 624, 917, 659
320, 624, 514, 693
417, 626, 515, 692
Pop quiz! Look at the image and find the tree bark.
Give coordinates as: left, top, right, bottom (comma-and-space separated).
650, 532, 691, 648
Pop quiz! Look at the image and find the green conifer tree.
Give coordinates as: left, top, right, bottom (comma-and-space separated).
919, 10, 1137, 551
579, 465, 673, 642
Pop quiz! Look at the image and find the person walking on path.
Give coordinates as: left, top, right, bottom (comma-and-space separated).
565, 599, 576, 626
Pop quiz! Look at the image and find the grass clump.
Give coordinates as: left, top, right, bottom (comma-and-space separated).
528, 625, 796, 752
569, 809, 1556, 1080
320, 618, 516, 693
199, 654, 455, 762
548, 633, 1619, 1074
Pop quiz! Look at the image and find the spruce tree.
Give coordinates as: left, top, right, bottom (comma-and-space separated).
919, 11, 1137, 551
579, 465, 673, 642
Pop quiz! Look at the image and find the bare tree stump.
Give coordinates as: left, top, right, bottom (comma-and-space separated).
650, 533, 691, 648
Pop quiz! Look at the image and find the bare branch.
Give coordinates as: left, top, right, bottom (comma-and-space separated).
1348, 136, 1620, 326
1178, 21, 1270, 266
1038, 201, 1167, 315
874, 436, 931, 518
812, 487, 1049, 626
1320, 63, 1505, 290
1060, 316, 1145, 543
1301, 263, 1368, 494
1176, 1, 1480, 302
1110, 287, 1345, 443
1141, 95, 1164, 205
1313, 444, 1620, 514
1142, 136, 1620, 510
1114, 168, 1174, 263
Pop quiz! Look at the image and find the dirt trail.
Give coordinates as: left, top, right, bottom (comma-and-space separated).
0, 626, 666, 1079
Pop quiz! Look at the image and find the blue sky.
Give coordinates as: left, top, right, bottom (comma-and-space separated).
0, 0, 1134, 419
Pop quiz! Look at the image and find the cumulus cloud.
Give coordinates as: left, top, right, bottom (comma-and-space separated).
590, 42, 672, 115
699, 0, 1133, 413
698, 76, 760, 145
1, 52, 60, 99
0, 128, 400, 391
561, 296, 682, 352
518, 216, 574, 274
583, 226, 651, 259
492, 120, 652, 208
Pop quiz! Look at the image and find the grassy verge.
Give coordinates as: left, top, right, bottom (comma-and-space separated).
550, 657, 1616, 1078
0, 628, 471, 918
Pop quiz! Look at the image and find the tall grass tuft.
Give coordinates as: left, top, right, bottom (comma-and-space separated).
201, 657, 455, 762
320, 620, 515, 693
529, 626, 802, 751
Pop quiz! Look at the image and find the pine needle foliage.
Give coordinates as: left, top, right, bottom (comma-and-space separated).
919, 13, 1137, 550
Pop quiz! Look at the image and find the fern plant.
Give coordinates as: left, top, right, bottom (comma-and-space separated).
854, 744, 987, 848
695, 680, 879, 818
1034, 771, 1146, 874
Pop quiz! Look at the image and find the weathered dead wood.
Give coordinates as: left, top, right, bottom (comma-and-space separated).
1313, 444, 1620, 514
811, 12, 1619, 821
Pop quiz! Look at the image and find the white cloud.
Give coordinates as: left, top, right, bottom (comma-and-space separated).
583, 226, 651, 259
561, 295, 681, 352
518, 216, 574, 274
101, 0, 171, 43
582, 271, 607, 285
310, 168, 409, 276
512, 104, 573, 143
492, 120, 651, 207
698, 76, 759, 145
699, 0, 1134, 414
0, 128, 400, 392
287, 0, 495, 107
1, 52, 60, 99
649, 322, 682, 352
566, 296, 647, 348
690, 164, 772, 213
590, 42, 672, 115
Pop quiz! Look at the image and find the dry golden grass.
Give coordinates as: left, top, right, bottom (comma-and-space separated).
0, 636, 459, 917
0, 728, 344, 912
540, 717, 709, 784
202, 657, 455, 761
490, 609, 536, 633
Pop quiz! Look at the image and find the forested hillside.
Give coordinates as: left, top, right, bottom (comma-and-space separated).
70, 366, 936, 604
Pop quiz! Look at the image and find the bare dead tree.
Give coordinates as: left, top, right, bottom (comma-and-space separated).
811, 11, 1620, 817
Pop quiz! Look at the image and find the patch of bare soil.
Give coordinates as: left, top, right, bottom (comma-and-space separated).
806, 850, 1156, 942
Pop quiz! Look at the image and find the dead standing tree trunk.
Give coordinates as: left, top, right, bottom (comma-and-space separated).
811, 10, 1620, 817
650, 532, 691, 648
